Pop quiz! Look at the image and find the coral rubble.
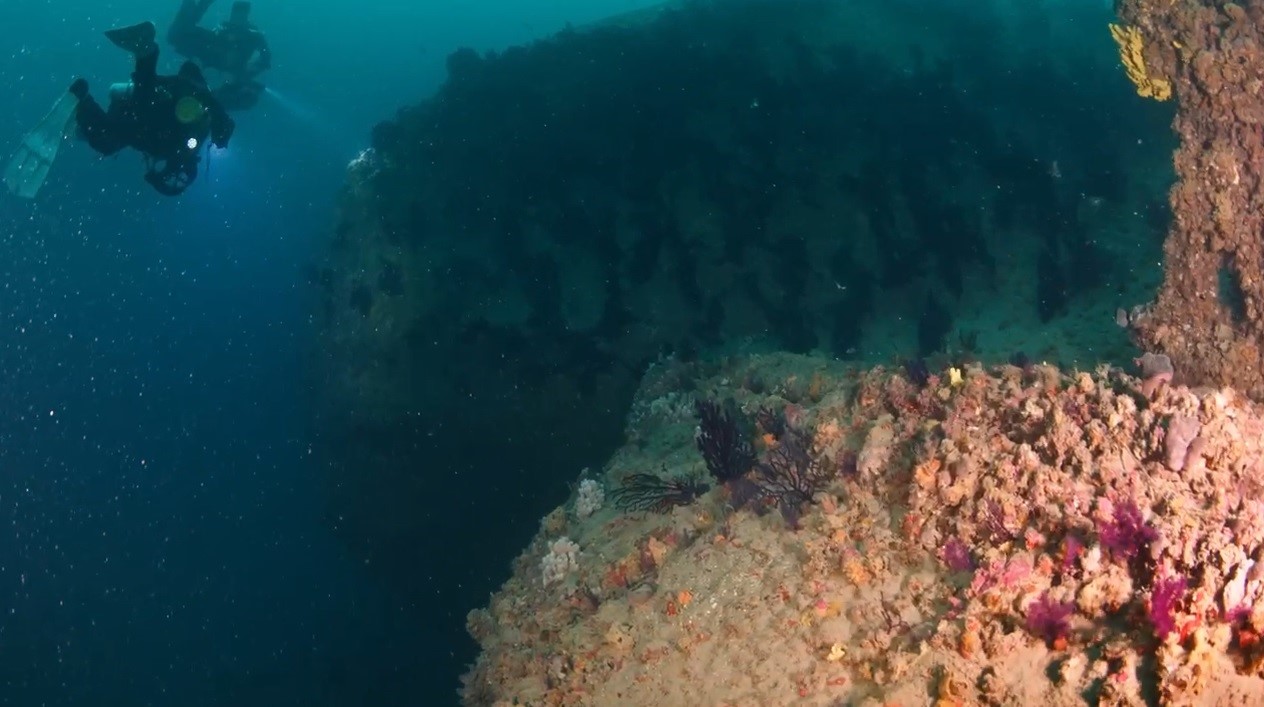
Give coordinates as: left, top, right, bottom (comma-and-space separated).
462, 353, 1264, 705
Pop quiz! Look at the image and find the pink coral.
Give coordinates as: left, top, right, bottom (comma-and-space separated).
1164, 414, 1202, 472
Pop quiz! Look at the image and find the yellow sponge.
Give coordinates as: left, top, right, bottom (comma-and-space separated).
1109, 23, 1172, 101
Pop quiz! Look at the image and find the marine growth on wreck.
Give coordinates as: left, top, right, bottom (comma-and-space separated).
462, 354, 1264, 705
312, 0, 1264, 703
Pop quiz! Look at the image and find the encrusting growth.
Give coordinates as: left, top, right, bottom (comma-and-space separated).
1115, 0, 1264, 401
462, 353, 1264, 705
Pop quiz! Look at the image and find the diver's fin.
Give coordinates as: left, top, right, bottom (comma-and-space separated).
3, 91, 80, 199
178, 60, 208, 87
104, 21, 158, 57
181, 0, 216, 23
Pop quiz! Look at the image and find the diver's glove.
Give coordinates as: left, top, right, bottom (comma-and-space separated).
69, 78, 89, 99
211, 115, 235, 149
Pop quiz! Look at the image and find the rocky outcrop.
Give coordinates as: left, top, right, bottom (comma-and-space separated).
311, 1, 1174, 683
463, 353, 1264, 706
1114, 1, 1264, 398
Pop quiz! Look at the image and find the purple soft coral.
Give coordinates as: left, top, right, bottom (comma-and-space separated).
1148, 574, 1187, 639
1061, 535, 1084, 574
1099, 498, 1158, 566
939, 537, 975, 573
1026, 591, 1075, 648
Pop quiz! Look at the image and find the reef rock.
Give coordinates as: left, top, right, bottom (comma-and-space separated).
462, 353, 1264, 706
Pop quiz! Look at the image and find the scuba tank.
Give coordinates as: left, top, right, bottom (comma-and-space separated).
108, 81, 135, 103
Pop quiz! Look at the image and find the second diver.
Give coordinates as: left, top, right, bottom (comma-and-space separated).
168, 0, 272, 111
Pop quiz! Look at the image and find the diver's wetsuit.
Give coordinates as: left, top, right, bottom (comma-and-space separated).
168, 0, 271, 111
168, 0, 220, 63
75, 49, 234, 195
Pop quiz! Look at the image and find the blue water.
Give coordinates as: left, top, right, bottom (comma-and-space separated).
0, 1, 653, 704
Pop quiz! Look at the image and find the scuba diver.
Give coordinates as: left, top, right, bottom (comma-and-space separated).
168, 0, 272, 111
73, 21, 235, 196
3, 21, 233, 198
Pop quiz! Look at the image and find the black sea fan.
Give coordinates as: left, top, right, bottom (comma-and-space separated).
751, 426, 833, 526
694, 398, 754, 483
611, 472, 711, 514
754, 405, 787, 439
902, 358, 931, 388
